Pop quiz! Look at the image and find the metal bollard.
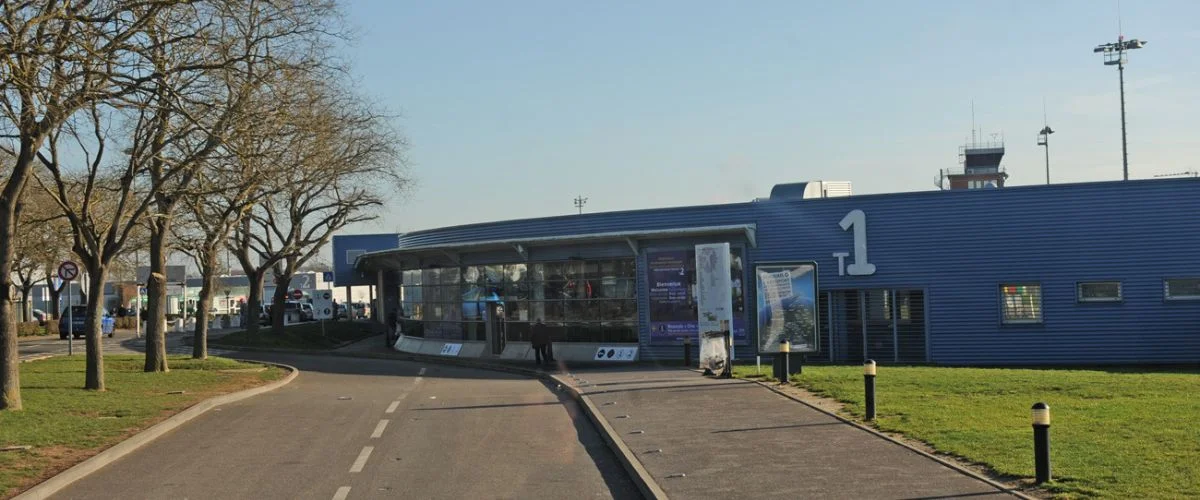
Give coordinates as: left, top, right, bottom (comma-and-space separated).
683, 337, 692, 367
779, 340, 791, 384
864, 360, 877, 421
1032, 402, 1051, 484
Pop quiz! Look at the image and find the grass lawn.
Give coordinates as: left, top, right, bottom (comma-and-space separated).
732, 364, 1200, 499
0, 355, 284, 499
212, 320, 382, 350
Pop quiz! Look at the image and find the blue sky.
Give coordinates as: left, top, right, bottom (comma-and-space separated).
339, 0, 1200, 234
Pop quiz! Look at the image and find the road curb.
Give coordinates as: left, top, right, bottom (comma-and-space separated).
750, 379, 1033, 500
15, 361, 300, 500
548, 373, 669, 500
241, 346, 668, 499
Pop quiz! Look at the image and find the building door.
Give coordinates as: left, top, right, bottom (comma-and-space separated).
485, 303, 506, 355
831, 289, 927, 363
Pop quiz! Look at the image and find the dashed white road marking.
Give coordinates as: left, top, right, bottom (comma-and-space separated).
350, 446, 374, 473
385, 401, 400, 414
371, 419, 389, 439
332, 486, 351, 500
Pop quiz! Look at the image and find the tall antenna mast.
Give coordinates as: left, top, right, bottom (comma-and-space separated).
1117, 0, 1123, 39
971, 100, 976, 144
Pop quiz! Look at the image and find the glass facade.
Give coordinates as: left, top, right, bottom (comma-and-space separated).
400, 258, 638, 343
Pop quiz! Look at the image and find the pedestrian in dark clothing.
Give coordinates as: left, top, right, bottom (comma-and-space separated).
531, 319, 551, 366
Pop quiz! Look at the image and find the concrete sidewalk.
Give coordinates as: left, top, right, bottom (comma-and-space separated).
563, 367, 1019, 499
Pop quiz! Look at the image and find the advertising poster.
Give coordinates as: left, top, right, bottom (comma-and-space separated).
647, 248, 747, 345
695, 243, 732, 373
755, 262, 819, 354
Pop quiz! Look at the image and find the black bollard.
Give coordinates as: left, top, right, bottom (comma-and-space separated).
864, 360, 877, 421
683, 337, 693, 367
1032, 402, 1051, 484
778, 340, 791, 384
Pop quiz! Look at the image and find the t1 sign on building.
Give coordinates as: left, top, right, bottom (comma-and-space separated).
755, 262, 819, 354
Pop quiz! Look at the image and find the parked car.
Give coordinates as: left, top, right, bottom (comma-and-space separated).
297, 302, 314, 321
31, 309, 48, 326
59, 306, 107, 339
258, 304, 271, 326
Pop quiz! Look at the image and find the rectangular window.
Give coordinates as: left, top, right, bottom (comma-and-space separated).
1000, 284, 1042, 323
1164, 278, 1200, 300
1077, 281, 1122, 302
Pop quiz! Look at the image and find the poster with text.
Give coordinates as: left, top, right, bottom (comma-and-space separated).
647, 247, 747, 345
755, 262, 819, 354
696, 243, 732, 373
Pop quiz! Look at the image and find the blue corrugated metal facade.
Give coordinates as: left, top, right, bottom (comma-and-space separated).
353, 178, 1200, 365
333, 233, 402, 286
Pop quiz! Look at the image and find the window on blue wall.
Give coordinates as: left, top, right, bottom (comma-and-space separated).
1164, 279, 1200, 300
1077, 282, 1122, 303
1000, 284, 1042, 323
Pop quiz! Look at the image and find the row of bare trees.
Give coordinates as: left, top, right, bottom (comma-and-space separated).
0, 0, 409, 411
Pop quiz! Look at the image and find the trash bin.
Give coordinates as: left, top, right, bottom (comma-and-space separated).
102, 316, 115, 338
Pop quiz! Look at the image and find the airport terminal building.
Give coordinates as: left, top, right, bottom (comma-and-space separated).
335, 177, 1200, 365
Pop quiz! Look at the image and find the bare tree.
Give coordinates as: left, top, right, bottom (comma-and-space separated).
137, 0, 348, 372
11, 189, 62, 321
232, 78, 408, 335
35, 104, 161, 391
0, 1, 188, 408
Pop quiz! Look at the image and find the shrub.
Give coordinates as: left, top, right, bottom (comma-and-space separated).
16, 321, 47, 337
115, 316, 138, 329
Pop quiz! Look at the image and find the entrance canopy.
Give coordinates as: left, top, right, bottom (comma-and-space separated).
355, 224, 757, 273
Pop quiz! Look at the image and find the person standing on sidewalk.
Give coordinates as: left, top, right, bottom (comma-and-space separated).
531, 319, 551, 366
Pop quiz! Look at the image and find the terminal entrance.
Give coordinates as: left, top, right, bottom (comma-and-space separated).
486, 303, 505, 355
823, 289, 928, 363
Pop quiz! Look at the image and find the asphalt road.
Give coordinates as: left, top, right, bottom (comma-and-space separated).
50, 353, 639, 500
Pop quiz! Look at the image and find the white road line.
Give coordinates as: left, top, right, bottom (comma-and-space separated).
371, 419, 389, 439
385, 401, 400, 414
332, 486, 351, 500
349, 446, 374, 473
418, 367, 426, 376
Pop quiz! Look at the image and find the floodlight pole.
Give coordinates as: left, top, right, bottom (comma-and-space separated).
1038, 126, 1053, 185
1118, 59, 1128, 181
1095, 36, 1146, 181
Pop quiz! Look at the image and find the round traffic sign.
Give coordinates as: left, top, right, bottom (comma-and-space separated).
291, 289, 304, 300
322, 291, 331, 300
58, 261, 80, 281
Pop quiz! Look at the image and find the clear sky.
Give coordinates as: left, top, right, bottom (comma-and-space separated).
337, 0, 1200, 235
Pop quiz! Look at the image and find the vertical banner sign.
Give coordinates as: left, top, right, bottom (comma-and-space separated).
755, 262, 819, 354
695, 243, 732, 373
647, 248, 748, 346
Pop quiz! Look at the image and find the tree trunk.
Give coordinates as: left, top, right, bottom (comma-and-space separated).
144, 225, 170, 373
271, 274, 292, 334
47, 275, 62, 319
1, 135, 46, 410
0, 160, 31, 411
19, 287, 33, 323
192, 253, 219, 359
243, 269, 265, 336
83, 262, 107, 391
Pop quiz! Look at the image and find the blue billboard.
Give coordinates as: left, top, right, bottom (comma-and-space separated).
755, 262, 818, 354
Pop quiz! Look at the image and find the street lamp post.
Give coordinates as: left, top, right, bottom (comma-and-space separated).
1094, 36, 1146, 181
1037, 126, 1054, 185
